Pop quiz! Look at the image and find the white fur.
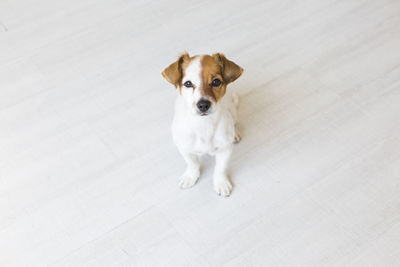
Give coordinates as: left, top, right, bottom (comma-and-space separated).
172, 56, 239, 196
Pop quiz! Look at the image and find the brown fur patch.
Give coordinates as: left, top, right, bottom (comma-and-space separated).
161, 53, 198, 94
200, 54, 243, 102
200, 55, 225, 102
213, 53, 243, 84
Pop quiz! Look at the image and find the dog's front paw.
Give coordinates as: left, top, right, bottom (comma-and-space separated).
213, 176, 233, 197
179, 174, 199, 189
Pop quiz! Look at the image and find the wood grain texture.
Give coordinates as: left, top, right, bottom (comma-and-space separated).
1, 0, 400, 266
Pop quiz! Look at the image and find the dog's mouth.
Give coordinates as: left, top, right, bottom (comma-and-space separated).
196, 110, 212, 116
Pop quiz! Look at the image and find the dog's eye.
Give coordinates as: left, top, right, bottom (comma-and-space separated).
184, 81, 193, 88
212, 79, 221, 87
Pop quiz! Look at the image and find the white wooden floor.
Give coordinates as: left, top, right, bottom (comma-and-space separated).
1, 0, 400, 266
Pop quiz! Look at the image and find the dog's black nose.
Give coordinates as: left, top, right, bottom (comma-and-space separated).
197, 99, 211, 112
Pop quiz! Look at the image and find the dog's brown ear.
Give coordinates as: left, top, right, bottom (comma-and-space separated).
161, 52, 189, 88
213, 53, 243, 84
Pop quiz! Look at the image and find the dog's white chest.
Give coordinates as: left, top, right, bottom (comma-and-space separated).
186, 131, 215, 154
172, 116, 217, 155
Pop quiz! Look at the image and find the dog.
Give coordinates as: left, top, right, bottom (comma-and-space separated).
161, 52, 243, 196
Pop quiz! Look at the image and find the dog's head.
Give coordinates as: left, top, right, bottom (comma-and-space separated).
162, 52, 243, 116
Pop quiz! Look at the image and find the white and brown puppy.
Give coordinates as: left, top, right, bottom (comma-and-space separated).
162, 52, 243, 196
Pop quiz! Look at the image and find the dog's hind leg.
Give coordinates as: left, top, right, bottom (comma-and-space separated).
231, 91, 241, 144
233, 124, 241, 144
